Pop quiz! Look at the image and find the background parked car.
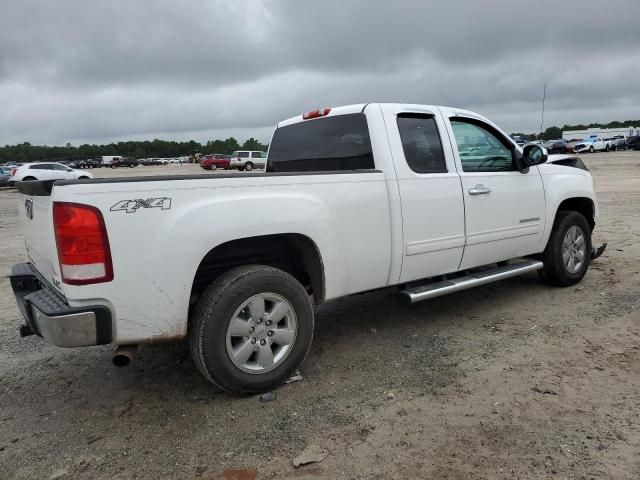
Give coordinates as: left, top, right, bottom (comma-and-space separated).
9, 162, 94, 184
229, 150, 267, 171
610, 138, 628, 151
110, 157, 139, 168
627, 136, 640, 150
543, 139, 575, 154
70, 159, 103, 169
200, 153, 230, 170
0, 166, 12, 187
2, 161, 22, 168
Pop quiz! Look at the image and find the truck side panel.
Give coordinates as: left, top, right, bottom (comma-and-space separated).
52, 172, 392, 343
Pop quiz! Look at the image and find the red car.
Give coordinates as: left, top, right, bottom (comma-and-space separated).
200, 154, 230, 170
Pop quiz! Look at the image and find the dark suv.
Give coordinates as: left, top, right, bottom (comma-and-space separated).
543, 139, 574, 154
110, 157, 139, 168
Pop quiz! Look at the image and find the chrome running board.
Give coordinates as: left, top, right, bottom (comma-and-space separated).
401, 260, 543, 304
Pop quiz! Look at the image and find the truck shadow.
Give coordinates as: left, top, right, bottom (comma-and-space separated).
2, 273, 549, 405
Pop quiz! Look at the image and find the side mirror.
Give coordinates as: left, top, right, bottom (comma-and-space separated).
523, 144, 548, 166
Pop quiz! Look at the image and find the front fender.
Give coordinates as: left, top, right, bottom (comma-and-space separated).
538, 164, 597, 248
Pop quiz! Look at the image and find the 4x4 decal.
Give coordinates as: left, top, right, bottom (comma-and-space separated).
110, 197, 172, 213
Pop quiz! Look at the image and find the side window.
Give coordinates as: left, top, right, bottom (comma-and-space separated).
396, 113, 446, 173
51, 164, 67, 171
450, 120, 514, 172
239, 152, 249, 158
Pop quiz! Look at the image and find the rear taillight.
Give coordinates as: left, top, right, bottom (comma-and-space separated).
302, 108, 331, 120
11, 168, 17, 176
53, 202, 113, 285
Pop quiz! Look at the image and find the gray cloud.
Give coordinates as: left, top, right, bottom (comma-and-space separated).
1, 0, 639, 145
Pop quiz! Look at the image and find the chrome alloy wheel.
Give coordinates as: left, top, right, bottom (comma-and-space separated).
562, 225, 586, 274
225, 293, 297, 374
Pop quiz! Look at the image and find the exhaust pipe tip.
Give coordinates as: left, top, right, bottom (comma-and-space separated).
113, 345, 138, 367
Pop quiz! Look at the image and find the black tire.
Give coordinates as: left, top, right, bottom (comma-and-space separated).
589, 146, 594, 153
605, 145, 610, 152
244, 162, 253, 171
189, 265, 314, 394
539, 210, 592, 287
111, 164, 117, 169
78, 176, 89, 179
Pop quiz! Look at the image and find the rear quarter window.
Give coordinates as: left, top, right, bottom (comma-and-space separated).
267, 113, 374, 172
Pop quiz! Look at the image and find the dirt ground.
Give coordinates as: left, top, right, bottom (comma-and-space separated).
1, 153, 639, 479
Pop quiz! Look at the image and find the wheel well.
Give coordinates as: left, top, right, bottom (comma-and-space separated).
557, 197, 595, 230
22, 176, 37, 181
191, 234, 325, 304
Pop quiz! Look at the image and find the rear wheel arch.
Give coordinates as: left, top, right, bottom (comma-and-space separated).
190, 233, 325, 306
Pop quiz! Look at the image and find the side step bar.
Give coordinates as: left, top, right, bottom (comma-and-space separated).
401, 259, 543, 304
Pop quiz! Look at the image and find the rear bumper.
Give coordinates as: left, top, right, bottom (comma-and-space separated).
10, 263, 112, 347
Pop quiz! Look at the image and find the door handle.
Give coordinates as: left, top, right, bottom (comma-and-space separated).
468, 184, 492, 195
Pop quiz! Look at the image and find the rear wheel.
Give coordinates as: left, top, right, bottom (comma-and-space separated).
189, 265, 314, 394
244, 162, 254, 171
78, 176, 89, 179
539, 211, 592, 286
589, 146, 594, 153
22, 176, 37, 181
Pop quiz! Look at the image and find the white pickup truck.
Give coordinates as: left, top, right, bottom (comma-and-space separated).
574, 137, 612, 153
10, 103, 606, 394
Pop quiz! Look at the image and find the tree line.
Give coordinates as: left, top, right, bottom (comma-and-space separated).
512, 119, 640, 141
2, 117, 639, 163
0, 137, 267, 163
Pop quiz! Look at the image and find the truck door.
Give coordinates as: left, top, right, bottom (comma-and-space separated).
443, 114, 546, 270
384, 107, 466, 283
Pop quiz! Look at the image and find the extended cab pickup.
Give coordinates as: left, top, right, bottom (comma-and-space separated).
10, 103, 605, 394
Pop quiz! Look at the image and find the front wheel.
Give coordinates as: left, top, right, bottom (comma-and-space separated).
189, 265, 314, 394
244, 162, 254, 171
589, 146, 594, 153
539, 211, 592, 286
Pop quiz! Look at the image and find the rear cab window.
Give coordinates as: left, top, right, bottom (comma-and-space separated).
396, 113, 447, 173
267, 113, 374, 172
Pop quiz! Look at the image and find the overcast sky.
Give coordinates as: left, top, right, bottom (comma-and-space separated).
1, 0, 639, 146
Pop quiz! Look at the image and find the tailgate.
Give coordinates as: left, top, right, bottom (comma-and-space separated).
16, 181, 63, 293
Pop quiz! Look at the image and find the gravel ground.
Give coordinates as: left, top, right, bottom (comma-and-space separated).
1, 154, 639, 479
